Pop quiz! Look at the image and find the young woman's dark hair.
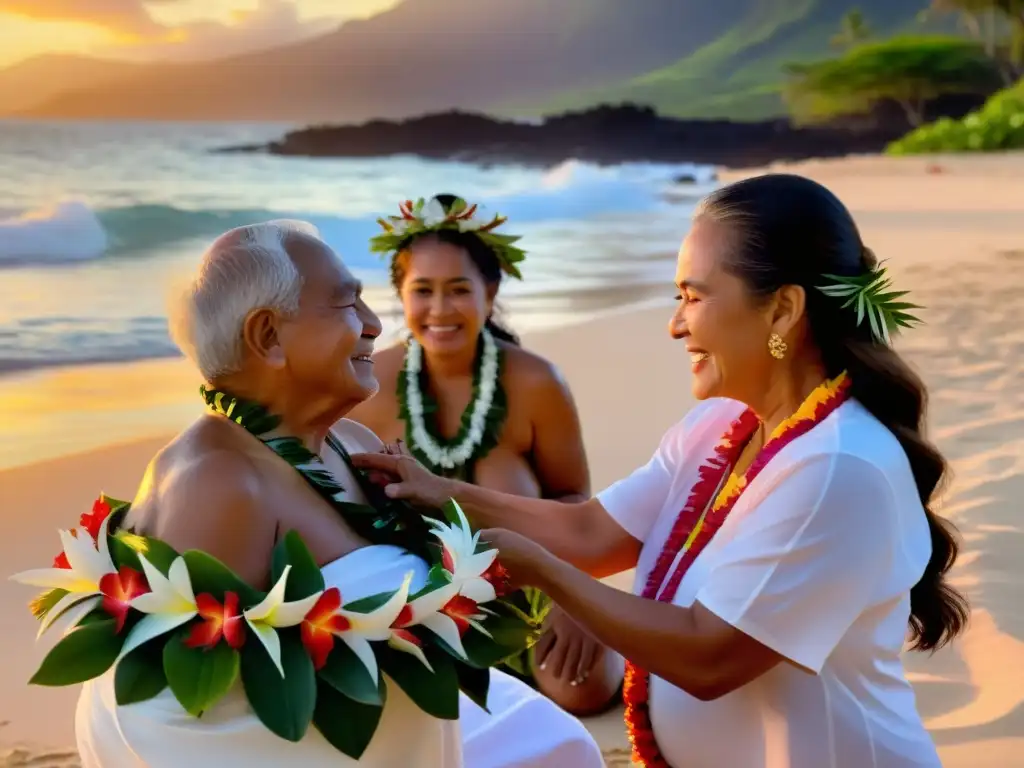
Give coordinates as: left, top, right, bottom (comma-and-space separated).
696, 173, 969, 652
388, 193, 520, 346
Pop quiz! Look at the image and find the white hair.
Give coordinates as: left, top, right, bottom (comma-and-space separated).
169, 219, 321, 381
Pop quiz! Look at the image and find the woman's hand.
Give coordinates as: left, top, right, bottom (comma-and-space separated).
349, 449, 451, 509
534, 605, 603, 687
479, 528, 555, 591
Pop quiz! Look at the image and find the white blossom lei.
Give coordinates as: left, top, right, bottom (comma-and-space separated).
404, 328, 500, 471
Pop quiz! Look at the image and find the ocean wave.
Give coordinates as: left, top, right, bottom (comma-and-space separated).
0, 158, 714, 268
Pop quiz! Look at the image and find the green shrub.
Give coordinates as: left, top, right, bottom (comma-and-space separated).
886, 78, 1024, 154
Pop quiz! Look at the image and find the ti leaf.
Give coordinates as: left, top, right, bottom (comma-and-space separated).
455, 661, 490, 713
182, 550, 263, 606
163, 627, 239, 717
271, 530, 325, 600
313, 678, 385, 760
29, 618, 125, 687
378, 645, 460, 720
240, 629, 317, 742
115, 639, 168, 705
318, 639, 383, 706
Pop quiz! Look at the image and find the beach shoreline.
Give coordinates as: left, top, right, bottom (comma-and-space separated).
3, 153, 1023, 766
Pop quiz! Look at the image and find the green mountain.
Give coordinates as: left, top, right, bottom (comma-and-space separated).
518, 0, 948, 121
5, 0, 954, 122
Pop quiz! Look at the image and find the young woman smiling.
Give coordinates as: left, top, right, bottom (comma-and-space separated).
348, 194, 624, 716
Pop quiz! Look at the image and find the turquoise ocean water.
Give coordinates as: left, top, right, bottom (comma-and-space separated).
0, 120, 716, 374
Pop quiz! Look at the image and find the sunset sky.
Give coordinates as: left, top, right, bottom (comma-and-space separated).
0, 0, 401, 68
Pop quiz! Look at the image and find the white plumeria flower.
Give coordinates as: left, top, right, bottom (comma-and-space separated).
10, 515, 117, 637
389, 218, 411, 237
419, 198, 448, 227
119, 554, 198, 659
243, 565, 322, 676
427, 502, 500, 605
456, 217, 487, 232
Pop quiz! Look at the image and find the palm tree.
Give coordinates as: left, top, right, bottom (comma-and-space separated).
831, 8, 872, 49
924, 0, 999, 55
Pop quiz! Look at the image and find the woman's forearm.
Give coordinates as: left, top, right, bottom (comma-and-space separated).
532, 553, 728, 700
440, 479, 610, 574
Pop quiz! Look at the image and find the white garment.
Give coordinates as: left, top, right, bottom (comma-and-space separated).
597, 398, 941, 768
76, 544, 602, 768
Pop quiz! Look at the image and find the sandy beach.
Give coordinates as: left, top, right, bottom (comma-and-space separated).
2, 153, 1023, 766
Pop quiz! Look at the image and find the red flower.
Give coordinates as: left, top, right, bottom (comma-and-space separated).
441, 545, 456, 574
99, 566, 149, 633
53, 529, 80, 569
185, 592, 245, 650
440, 595, 479, 636
389, 605, 424, 648
80, 497, 112, 541
53, 496, 114, 568
300, 587, 351, 670
481, 558, 512, 598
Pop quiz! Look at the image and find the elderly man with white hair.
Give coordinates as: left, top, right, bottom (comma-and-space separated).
72, 221, 604, 768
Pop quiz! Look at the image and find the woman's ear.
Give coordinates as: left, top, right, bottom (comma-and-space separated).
771, 284, 807, 339
242, 309, 286, 369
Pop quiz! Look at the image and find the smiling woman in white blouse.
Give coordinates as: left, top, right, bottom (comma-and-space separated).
353, 173, 970, 768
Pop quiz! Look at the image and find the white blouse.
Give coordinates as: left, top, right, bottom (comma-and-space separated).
598, 398, 942, 768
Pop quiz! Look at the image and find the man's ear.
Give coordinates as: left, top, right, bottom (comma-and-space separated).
242, 309, 286, 369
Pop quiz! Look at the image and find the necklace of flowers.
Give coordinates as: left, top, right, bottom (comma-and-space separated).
624, 372, 853, 768
398, 327, 507, 478
12, 392, 539, 760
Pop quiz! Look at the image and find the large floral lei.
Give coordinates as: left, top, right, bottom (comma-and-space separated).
398, 326, 507, 479
12, 402, 543, 759
624, 372, 853, 767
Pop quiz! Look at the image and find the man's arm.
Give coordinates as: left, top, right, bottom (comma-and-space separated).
150, 451, 280, 589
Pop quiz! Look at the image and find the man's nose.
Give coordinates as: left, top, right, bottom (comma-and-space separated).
361, 302, 383, 338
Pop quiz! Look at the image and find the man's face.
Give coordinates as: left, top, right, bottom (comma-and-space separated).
274, 235, 383, 407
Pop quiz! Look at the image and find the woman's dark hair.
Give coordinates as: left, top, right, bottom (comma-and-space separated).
389, 193, 519, 345
697, 173, 968, 652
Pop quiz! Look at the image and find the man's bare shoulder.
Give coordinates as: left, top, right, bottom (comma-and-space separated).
142, 419, 276, 551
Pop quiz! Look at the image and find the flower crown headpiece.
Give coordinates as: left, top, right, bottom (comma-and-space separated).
370, 197, 526, 279
817, 261, 922, 345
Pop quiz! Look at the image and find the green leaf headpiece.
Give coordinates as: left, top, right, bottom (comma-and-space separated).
817, 261, 922, 345
369, 197, 525, 279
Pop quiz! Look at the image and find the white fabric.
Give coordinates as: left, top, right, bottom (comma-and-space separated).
76, 544, 602, 768
597, 397, 941, 768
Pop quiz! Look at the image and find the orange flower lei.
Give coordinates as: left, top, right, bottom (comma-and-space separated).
623, 372, 852, 767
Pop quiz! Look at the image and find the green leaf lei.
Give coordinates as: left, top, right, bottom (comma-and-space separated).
12, 395, 544, 759
200, 385, 437, 561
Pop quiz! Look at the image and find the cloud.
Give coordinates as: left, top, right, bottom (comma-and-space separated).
0, 0, 178, 36
110, 0, 340, 60
0, 0, 343, 61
